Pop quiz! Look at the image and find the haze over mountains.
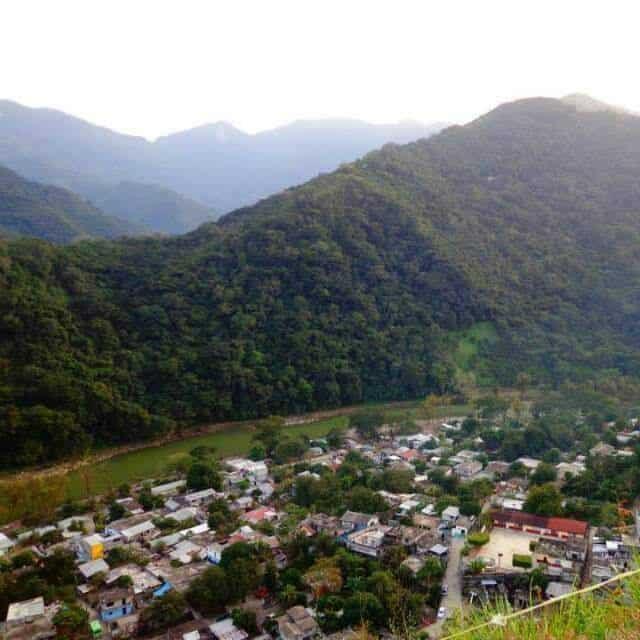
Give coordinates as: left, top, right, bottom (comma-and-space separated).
0, 99, 445, 237
2, 95, 640, 467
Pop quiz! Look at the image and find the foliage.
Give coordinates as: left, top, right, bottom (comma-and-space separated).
139, 591, 188, 633
523, 484, 564, 517
512, 554, 533, 569
467, 532, 489, 547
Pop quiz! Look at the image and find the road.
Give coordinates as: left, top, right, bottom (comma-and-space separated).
426, 535, 465, 638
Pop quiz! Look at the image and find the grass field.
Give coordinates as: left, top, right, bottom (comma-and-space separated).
65, 416, 347, 500
65, 399, 476, 500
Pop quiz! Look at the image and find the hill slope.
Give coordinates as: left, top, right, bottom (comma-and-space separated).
0, 100, 445, 218
0, 165, 138, 242
2, 97, 640, 468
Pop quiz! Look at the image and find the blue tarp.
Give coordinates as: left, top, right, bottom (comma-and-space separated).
153, 581, 173, 598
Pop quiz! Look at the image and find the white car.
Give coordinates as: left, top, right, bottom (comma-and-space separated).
441, 583, 448, 595
437, 607, 447, 620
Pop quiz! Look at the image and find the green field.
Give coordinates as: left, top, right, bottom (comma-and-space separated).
62, 398, 471, 501
65, 416, 347, 500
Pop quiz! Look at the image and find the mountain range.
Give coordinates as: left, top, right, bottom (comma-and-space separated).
0, 99, 445, 235
0, 165, 138, 242
2, 95, 640, 468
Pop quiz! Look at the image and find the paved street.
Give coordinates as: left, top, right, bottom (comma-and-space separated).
425, 535, 465, 638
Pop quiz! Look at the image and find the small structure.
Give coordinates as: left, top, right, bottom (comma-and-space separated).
346, 526, 389, 558
150, 480, 186, 496
340, 511, 378, 533
441, 506, 460, 523
98, 588, 135, 623
79, 534, 105, 561
590, 442, 616, 458
79, 558, 110, 581
210, 618, 249, 640
4, 596, 54, 640
277, 606, 319, 640
0, 532, 16, 557
120, 520, 156, 543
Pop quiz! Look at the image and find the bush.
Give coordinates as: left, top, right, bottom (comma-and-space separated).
467, 532, 489, 547
513, 553, 533, 569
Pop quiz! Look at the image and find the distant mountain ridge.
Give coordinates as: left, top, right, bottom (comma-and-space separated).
0, 164, 138, 243
0, 100, 447, 225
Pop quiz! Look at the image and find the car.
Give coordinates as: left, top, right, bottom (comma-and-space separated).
441, 583, 448, 595
437, 607, 447, 620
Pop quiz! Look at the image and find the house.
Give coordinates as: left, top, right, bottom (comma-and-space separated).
397, 499, 421, 518
590, 442, 616, 458
79, 534, 105, 561
0, 532, 16, 557
401, 555, 425, 575
454, 460, 483, 479
120, 520, 156, 543
183, 488, 219, 507
98, 588, 135, 623
277, 606, 319, 640
429, 543, 449, 558
79, 558, 110, 581
515, 457, 541, 471
170, 507, 199, 523
169, 540, 205, 564
555, 462, 586, 482
346, 526, 389, 558
441, 506, 460, 523
242, 506, 278, 526
210, 618, 249, 640
150, 480, 186, 496
491, 509, 588, 541
340, 511, 379, 533
4, 597, 54, 640
485, 461, 510, 477
207, 542, 225, 564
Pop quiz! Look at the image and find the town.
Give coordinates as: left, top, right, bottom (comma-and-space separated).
1, 393, 639, 640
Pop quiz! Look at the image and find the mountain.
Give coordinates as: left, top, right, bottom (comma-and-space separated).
0, 165, 138, 243
154, 118, 447, 211
83, 181, 216, 235
3, 96, 640, 468
0, 100, 446, 221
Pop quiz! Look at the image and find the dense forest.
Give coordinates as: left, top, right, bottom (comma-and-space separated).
2, 97, 640, 469
0, 165, 138, 242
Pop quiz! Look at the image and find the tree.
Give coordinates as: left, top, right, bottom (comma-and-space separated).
350, 413, 384, 440
186, 566, 230, 614
249, 443, 266, 461
186, 461, 222, 491
53, 604, 89, 640
347, 486, 389, 513
232, 608, 258, 634
343, 592, 385, 628
253, 415, 285, 455
263, 560, 278, 592
304, 557, 343, 599
108, 501, 126, 522
524, 484, 563, 516
530, 462, 558, 485
140, 591, 187, 632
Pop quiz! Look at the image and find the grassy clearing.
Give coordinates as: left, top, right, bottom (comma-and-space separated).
66, 416, 346, 500
442, 572, 640, 640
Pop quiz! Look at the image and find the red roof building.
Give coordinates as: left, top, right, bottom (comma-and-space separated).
491, 509, 588, 540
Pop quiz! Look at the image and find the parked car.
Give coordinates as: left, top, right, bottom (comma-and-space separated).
437, 607, 447, 620
441, 583, 448, 595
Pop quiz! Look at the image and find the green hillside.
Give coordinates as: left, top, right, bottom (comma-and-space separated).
2, 97, 640, 469
0, 165, 138, 243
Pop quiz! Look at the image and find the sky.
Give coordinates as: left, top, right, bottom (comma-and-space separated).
3, 0, 640, 140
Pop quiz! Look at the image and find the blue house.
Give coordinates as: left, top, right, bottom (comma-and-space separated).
98, 588, 134, 622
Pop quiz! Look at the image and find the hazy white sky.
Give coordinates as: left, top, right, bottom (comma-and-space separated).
4, 0, 639, 139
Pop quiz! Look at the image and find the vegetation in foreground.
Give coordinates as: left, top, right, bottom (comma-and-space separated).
443, 571, 640, 639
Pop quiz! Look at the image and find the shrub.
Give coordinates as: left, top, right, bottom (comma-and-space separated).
467, 532, 490, 547
513, 553, 533, 569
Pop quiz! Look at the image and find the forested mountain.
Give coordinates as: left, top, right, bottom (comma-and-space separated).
0, 100, 444, 223
82, 181, 215, 235
0, 165, 138, 242
2, 96, 640, 469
